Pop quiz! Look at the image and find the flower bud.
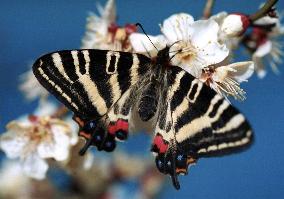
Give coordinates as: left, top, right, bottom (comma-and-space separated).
221, 14, 250, 37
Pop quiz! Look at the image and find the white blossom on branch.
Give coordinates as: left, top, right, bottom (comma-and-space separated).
130, 13, 229, 78
0, 105, 76, 180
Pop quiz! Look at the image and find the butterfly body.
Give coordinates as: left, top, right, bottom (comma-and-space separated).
33, 46, 253, 190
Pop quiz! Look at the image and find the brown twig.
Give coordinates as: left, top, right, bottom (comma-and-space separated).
249, 0, 278, 21
203, 0, 215, 19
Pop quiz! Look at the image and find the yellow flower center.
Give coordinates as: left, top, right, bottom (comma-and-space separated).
170, 41, 197, 65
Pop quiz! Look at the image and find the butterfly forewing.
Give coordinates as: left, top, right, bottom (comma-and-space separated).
33, 49, 151, 119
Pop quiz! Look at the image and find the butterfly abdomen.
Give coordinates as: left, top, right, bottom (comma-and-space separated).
138, 81, 159, 121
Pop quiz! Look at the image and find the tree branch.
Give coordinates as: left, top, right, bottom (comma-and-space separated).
203, 0, 215, 19
249, 0, 278, 21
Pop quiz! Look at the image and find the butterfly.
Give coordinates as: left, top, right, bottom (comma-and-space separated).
32, 46, 253, 189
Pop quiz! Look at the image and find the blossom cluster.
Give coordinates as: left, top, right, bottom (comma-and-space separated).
0, 0, 283, 198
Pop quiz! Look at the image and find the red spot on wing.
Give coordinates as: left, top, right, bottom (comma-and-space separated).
153, 135, 168, 154
79, 131, 91, 139
116, 119, 129, 132
73, 116, 85, 127
108, 123, 117, 135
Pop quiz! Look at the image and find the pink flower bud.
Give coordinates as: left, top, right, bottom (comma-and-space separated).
221, 13, 250, 37
125, 23, 137, 35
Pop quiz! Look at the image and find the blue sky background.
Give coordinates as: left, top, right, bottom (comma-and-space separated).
0, 0, 284, 198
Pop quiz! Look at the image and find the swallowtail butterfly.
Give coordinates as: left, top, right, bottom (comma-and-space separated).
33, 46, 253, 190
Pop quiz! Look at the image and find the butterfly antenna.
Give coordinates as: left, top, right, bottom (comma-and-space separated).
135, 23, 159, 52
168, 41, 183, 62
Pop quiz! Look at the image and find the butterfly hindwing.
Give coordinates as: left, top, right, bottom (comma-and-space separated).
172, 68, 253, 158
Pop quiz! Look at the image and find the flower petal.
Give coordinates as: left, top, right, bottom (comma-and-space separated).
37, 125, 71, 161
129, 33, 166, 55
37, 141, 55, 159
227, 61, 254, 82
254, 40, 272, 57
52, 128, 71, 161
195, 41, 229, 67
221, 14, 250, 37
100, 0, 116, 24
190, 19, 229, 67
177, 62, 204, 78
161, 13, 194, 43
19, 69, 49, 101
65, 116, 79, 145
252, 55, 267, 78
0, 130, 29, 159
81, 0, 115, 49
34, 101, 58, 116
191, 19, 219, 48
254, 15, 279, 26
210, 12, 228, 25
22, 153, 48, 180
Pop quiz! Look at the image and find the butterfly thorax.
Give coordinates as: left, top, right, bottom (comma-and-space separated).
135, 47, 172, 122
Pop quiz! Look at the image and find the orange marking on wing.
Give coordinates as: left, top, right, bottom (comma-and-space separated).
186, 157, 197, 165
73, 116, 85, 127
176, 168, 187, 174
79, 131, 91, 139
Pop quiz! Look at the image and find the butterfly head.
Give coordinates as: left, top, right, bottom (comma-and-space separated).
156, 46, 171, 66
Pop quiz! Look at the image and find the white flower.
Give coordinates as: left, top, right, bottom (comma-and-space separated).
243, 10, 284, 78
19, 68, 49, 101
252, 39, 283, 78
82, 0, 136, 51
0, 115, 74, 180
128, 33, 166, 57
210, 12, 241, 50
210, 11, 228, 25
243, 19, 283, 78
130, 13, 229, 78
200, 61, 254, 100
221, 14, 250, 37
253, 11, 284, 37
82, 0, 115, 49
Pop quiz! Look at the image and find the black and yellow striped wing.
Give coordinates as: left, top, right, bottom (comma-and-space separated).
33, 47, 253, 190
33, 49, 151, 153
152, 66, 253, 189
33, 49, 150, 119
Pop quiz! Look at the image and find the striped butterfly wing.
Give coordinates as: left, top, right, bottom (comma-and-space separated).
33, 50, 150, 118
152, 66, 253, 189
33, 49, 151, 152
